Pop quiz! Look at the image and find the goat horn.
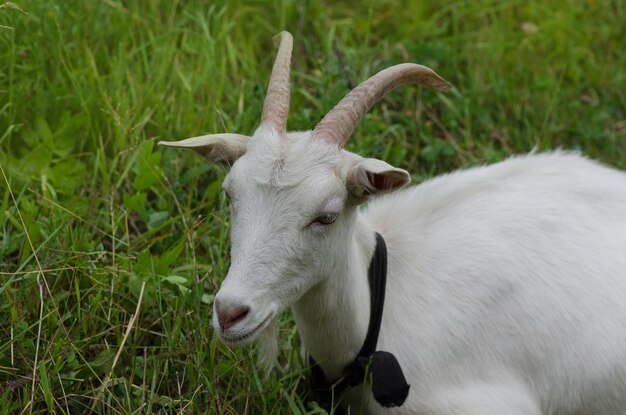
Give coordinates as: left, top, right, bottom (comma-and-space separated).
311, 63, 451, 147
259, 31, 293, 134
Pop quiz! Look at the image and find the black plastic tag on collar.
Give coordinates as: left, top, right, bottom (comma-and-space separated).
359, 351, 410, 407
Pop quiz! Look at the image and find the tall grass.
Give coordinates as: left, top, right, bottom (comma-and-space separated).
0, 0, 624, 413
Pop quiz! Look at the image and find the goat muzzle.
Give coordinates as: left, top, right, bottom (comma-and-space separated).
215, 298, 250, 331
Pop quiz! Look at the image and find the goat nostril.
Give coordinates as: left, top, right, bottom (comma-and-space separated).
217, 304, 250, 331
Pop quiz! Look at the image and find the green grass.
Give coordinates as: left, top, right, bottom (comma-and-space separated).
1, 0, 625, 413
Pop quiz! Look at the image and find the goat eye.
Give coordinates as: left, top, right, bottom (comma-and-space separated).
316, 213, 338, 225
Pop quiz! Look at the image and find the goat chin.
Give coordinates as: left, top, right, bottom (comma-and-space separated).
255, 317, 278, 373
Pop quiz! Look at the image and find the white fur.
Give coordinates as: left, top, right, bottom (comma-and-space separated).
201, 129, 626, 414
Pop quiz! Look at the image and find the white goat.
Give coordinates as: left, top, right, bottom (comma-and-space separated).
160, 32, 626, 414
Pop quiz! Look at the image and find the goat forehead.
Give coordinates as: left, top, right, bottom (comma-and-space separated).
234, 133, 343, 189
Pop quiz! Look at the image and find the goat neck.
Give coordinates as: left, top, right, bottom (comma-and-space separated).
291, 212, 377, 379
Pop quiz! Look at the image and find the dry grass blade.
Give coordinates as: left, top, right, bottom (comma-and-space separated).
91, 281, 146, 411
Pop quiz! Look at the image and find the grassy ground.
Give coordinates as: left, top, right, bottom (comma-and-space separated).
0, 0, 625, 413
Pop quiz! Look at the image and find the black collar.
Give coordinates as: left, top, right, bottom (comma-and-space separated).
309, 233, 410, 411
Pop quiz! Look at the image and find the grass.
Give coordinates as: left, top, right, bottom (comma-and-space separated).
0, 0, 625, 413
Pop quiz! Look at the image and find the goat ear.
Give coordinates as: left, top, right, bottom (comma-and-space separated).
158, 133, 249, 166
347, 158, 411, 198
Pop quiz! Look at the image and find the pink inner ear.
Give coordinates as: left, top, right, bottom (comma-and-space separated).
365, 171, 407, 194
367, 172, 389, 192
